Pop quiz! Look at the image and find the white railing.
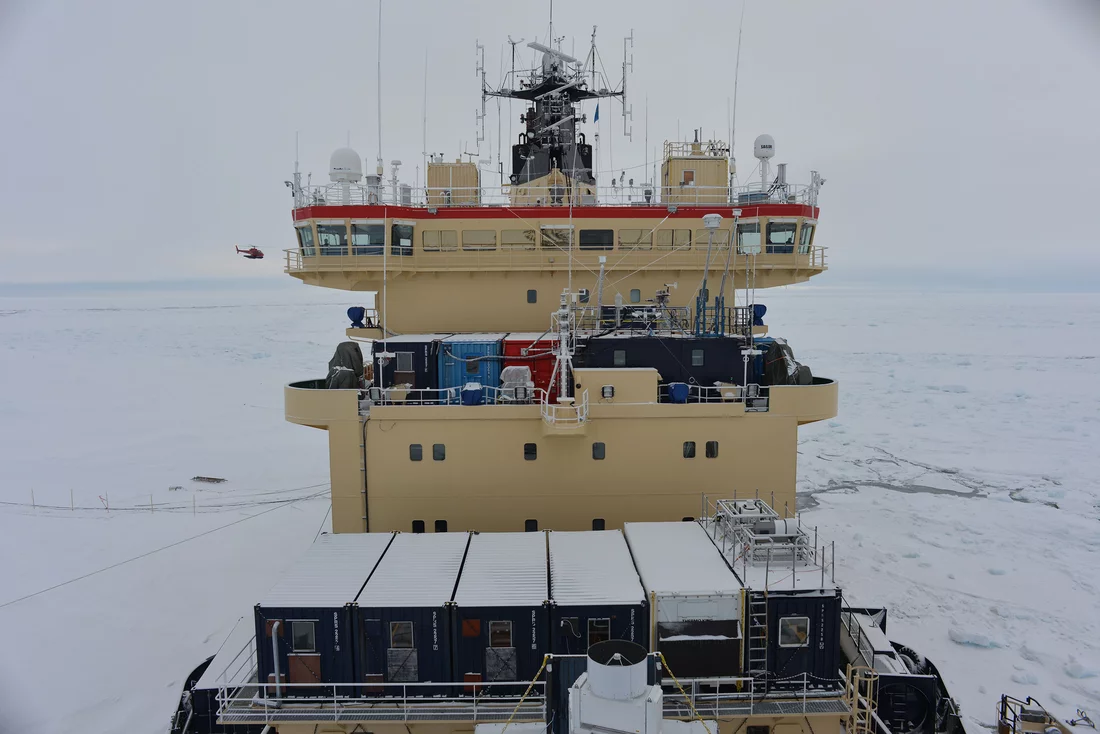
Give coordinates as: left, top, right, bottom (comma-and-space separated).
540, 389, 589, 428
658, 382, 770, 410
218, 678, 547, 724
663, 673, 847, 718
293, 182, 819, 210
366, 385, 546, 407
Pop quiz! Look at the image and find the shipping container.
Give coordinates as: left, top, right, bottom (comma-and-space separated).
438, 334, 509, 392
764, 589, 842, 689
254, 532, 395, 695
372, 333, 452, 392
502, 332, 560, 401
451, 532, 549, 687
547, 530, 648, 656
354, 532, 471, 690
623, 522, 744, 677
576, 335, 748, 387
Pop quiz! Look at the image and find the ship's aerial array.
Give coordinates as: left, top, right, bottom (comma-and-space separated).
168, 14, 1070, 734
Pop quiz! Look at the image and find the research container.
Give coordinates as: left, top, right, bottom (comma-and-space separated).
354, 531, 471, 693
763, 588, 843, 689
623, 521, 744, 678
372, 333, 451, 392
438, 334, 508, 392
254, 532, 395, 695
451, 531, 550, 688
548, 530, 649, 655
502, 332, 560, 401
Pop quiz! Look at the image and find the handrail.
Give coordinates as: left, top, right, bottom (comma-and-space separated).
540, 389, 589, 427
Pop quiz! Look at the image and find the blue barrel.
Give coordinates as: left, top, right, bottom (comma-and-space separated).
461, 383, 484, 406
668, 382, 689, 404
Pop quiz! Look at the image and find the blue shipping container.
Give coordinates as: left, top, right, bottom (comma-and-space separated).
438, 334, 508, 391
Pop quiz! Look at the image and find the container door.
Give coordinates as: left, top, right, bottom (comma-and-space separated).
387, 620, 418, 682
287, 654, 322, 684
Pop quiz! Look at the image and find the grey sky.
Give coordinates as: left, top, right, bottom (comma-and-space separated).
1, 0, 1098, 285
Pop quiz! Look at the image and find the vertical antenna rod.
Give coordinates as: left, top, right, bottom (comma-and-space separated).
731, 0, 746, 179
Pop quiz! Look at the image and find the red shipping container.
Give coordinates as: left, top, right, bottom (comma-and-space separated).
502, 333, 560, 402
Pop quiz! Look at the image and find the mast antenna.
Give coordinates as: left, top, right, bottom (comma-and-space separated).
622, 30, 634, 141
731, 0, 746, 179
422, 50, 428, 196
475, 41, 487, 146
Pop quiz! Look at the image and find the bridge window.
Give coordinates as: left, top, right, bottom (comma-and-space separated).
291, 621, 316, 652
766, 221, 797, 254
462, 229, 497, 250
695, 229, 730, 250
737, 222, 761, 254
799, 223, 815, 253
295, 225, 316, 256
409, 444, 423, 461
317, 223, 348, 256
629, 289, 641, 303
618, 229, 653, 250
579, 229, 614, 250
706, 441, 719, 458
352, 223, 384, 255
683, 441, 696, 459
540, 227, 573, 250
391, 223, 414, 255
501, 229, 537, 250
423, 229, 458, 251
656, 229, 691, 250
779, 617, 810, 647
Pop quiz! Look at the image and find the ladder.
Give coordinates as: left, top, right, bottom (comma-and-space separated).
746, 591, 768, 674
846, 665, 879, 734
889, 689, 909, 733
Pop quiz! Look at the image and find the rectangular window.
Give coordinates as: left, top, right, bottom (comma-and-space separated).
629, 289, 641, 303
766, 221, 797, 254
525, 519, 538, 532
291, 621, 316, 652
592, 442, 606, 460
391, 223, 414, 255
655, 229, 691, 250
423, 229, 458, 251
527, 289, 537, 304
462, 229, 497, 250
613, 349, 627, 367
618, 229, 653, 250
412, 520, 425, 533
779, 617, 810, 647
705, 440, 719, 458
524, 443, 537, 461
435, 520, 448, 533
296, 225, 316, 256
682, 169, 695, 186
691, 349, 704, 367
489, 621, 513, 648
465, 359, 479, 375
588, 618, 611, 648
540, 228, 573, 250
695, 229, 731, 250
799, 223, 815, 253
395, 352, 413, 372
737, 222, 762, 254
409, 444, 423, 461
317, 223, 349, 256
579, 229, 614, 250
433, 444, 446, 461
592, 519, 606, 531
352, 223, 384, 255
390, 621, 414, 648
501, 229, 537, 250
683, 441, 696, 459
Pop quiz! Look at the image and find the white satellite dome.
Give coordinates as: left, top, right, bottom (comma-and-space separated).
754, 134, 776, 160
329, 147, 363, 183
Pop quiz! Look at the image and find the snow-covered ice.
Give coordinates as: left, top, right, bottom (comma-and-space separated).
1, 281, 1098, 733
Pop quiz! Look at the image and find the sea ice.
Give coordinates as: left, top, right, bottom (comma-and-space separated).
949, 628, 1003, 648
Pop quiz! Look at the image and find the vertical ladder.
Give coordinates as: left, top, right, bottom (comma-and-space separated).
890, 689, 909, 733
746, 591, 768, 674
846, 665, 879, 734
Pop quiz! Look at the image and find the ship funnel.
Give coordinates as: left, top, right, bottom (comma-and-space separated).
585, 640, 648, 701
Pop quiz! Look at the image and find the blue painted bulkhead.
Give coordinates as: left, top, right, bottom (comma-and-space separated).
253, 604, 356, 695
450, 604, 550, 685
354, 605, 454, 690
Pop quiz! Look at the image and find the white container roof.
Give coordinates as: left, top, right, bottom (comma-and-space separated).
357, 532, 471, 607
549, 530, 646, 605
503, 332, 559, 342
452, 532, 548, 607
376, 333, 453, 343
259, 532, 394, 608
442, 333, 510, 343
623, 522, 743, 596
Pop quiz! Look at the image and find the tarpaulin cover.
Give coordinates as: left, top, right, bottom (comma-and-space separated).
326, 341, 363, 389
762, 339, 812, 386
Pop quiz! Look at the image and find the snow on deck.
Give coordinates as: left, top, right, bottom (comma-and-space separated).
357, 532, 471, 607
194, 614, 257, 691
623, 522, 742, 596
452, 532, 548, 607
549, 530, 646, 605
259, 532, 394, 608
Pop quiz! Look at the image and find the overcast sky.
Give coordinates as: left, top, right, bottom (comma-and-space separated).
1, 0, 1098, 287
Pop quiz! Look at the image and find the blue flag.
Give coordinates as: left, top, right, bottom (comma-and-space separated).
594, 103, 600, 123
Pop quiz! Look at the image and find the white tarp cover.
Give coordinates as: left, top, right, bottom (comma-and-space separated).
549, 530, 647, 605
356, 532, 471, 607
452, 531, 548, 607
